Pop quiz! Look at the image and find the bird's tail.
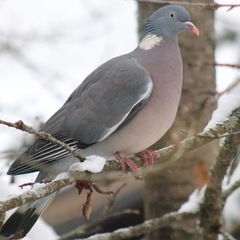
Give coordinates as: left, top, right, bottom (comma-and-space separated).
0, 193, 56, 239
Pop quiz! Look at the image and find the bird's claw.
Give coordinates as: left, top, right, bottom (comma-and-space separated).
114, 152, 142, 179
136, 149, 160, 167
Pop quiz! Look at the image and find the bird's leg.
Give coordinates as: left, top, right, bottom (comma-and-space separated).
114, 151, 139, 173
75, 180, 92, 195
136, 149, 160, 167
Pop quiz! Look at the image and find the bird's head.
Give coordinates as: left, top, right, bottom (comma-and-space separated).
144, 5, 199, 40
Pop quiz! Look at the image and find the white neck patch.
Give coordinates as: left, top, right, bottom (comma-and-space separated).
139, 34, 163, 50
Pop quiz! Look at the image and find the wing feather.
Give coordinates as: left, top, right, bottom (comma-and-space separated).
8, 55, 153, 174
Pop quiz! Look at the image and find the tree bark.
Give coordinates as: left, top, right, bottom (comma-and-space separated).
138, 1, 216, 239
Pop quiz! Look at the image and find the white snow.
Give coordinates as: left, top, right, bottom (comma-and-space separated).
204, 81, 240, 131
0, 170, 58, 240
54, 172, 70, 180
223, 188, 240, 232
222, 155, 240, 231
178, 186, 206, 213
69, 155, 106, 173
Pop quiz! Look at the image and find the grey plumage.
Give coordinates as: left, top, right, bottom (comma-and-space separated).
1, 5, 199, 238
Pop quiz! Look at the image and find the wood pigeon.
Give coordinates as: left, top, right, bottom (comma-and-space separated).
0, 5, 199, 238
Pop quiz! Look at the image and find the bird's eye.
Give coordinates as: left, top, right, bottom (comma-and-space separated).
169, 12, 174, 18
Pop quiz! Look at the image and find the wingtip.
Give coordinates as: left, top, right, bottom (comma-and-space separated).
6, 150, 38, 175
6, 159, 22, 175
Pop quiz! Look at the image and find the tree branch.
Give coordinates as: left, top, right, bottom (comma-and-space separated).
0, 119, 85, 161
199, 111, 240, 239
78, 211, 197, 240
0, 174, 76, 213
222, 179, 240, 202
0, 108, 239, 222
138, 0, 240, 10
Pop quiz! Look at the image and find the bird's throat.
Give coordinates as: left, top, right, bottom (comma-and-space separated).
139, 34, 163, 50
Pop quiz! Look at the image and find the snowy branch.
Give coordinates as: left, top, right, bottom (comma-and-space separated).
0, 174, 76, 213
199, 119, 240, 239
0, 108, 239, 226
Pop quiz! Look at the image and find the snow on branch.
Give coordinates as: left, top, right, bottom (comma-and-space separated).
199, 124, 240, 239
205, 80, 240, 130
0, 173, 76, 214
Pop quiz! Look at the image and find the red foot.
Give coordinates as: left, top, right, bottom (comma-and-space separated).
114, 152, 139, 173
136, 150, 160, 167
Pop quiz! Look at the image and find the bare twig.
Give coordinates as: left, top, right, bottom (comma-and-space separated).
58, 183, 130, 240
58, 209, 140, 240
79, 211, 197, 240
213, 63, 240, 69
98, 183, 127, 217
222, 179, 240, 201
187, 62, 240, 70
217, 78, 240, 99
138, 0, 240, 10
0, 119, 85, 161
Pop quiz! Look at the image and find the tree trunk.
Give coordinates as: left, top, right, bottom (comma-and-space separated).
138, 1, 216, 239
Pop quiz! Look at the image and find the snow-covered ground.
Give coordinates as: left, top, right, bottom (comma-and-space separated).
0, 0, 239, 239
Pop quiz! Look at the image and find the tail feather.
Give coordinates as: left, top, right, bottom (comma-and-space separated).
0, 194, 56, 239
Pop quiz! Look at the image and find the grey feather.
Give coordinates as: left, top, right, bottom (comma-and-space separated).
8, 56, 152, 175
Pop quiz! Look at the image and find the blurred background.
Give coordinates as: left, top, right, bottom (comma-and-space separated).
0, 0, 240, 239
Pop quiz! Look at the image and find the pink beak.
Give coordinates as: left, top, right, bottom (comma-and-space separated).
185, 21, 200, 36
